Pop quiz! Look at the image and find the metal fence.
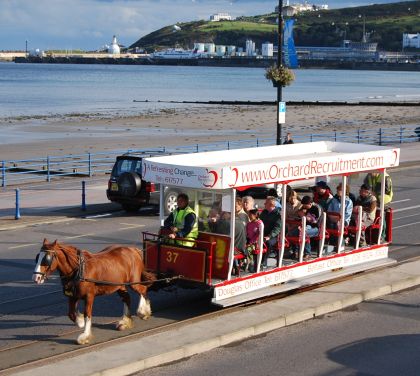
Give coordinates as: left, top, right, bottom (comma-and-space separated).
2, 124, 419, 188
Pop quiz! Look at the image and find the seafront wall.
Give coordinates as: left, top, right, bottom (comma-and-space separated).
14, 56, 420, 71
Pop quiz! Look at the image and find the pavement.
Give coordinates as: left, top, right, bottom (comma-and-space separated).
1, 142, 420, 375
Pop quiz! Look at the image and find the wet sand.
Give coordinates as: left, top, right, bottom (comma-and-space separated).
0, 105, 419, 160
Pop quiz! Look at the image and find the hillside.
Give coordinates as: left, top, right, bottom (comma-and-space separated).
130, 1, 420, 52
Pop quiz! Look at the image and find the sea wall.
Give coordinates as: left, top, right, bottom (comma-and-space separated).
14, 56, 420, 71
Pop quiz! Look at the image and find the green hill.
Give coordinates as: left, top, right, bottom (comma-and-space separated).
130, 1, 420, 52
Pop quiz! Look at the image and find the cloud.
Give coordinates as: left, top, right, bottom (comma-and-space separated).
0, 0, 407, 50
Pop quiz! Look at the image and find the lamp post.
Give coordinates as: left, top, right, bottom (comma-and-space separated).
276, 0, 284, 146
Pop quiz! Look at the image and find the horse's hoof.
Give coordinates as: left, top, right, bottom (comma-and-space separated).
77, 333, 92, 345
116, 316, 133, 330
141, 314, 151, 321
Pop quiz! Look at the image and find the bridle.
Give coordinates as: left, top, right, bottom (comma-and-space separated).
33, 249, 57, 279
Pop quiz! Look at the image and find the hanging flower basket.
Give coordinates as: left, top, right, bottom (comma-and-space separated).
265, 65, 295, 87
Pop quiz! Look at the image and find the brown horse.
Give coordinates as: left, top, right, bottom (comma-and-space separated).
32, 239, 155, 345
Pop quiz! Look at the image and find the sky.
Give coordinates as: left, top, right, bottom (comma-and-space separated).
0, 0, 409, 51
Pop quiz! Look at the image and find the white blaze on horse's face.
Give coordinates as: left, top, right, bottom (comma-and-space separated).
32, 251, 47, 284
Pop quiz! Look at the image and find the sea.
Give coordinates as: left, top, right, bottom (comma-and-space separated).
0, 62, 419, 119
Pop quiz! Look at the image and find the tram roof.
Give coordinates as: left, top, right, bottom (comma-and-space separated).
143, 141, 400, 190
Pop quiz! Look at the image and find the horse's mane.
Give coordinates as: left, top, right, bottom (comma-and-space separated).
53, 242, 93, 269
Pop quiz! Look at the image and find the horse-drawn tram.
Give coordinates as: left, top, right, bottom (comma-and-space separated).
142, 141, 400, 307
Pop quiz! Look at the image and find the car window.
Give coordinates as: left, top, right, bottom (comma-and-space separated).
113, 159, 142, 176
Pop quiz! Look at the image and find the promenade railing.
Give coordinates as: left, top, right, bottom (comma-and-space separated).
2, 124, 419, 188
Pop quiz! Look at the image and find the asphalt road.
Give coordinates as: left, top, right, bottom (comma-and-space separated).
135, 285, 420, 376
0, 166, 419, 370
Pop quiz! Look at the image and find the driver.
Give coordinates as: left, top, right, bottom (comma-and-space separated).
162, 193, 198, 247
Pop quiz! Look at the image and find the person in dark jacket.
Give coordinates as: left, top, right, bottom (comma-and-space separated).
259, 196, 282, 266
283, 133, 294, 144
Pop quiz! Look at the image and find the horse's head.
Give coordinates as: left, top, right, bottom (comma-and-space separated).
32, 239, 60, 284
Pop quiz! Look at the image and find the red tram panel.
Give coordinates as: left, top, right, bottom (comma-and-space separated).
145, 241, 207, 283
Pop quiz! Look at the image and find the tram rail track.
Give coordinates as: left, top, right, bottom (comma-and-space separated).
1, 247, 418, 375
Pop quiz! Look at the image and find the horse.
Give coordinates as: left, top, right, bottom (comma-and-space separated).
32, 239, 156, 345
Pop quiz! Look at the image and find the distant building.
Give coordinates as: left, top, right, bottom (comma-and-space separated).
403, 33, 420, 49
275, 2, 328, 14
107, 35, 120, 54
216, 45, 226, 56
262, 42, 274, 57
246, 40, 256, 56
227, 45, 236, 56
194, 43, 205, 52
210, 13, 233, 22
204, 43, 216, 54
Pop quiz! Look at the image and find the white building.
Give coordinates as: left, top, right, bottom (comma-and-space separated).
403, 33, 420, 49
276, 2, 328, 14
246, 40, 256, 56
227, 45, 236, 55
262, 42, 274, 57
194, 43, 205, 52
216, 45, 226, 56
204, 43, 216, 54
210, 13, 233, 22
108, 35, 120, 54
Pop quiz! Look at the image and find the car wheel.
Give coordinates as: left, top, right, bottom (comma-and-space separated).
118, 172, 142, 197
122, 204, 141, 213
164, 190, 179, 215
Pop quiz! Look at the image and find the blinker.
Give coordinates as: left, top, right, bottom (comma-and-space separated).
35, 252, 53, 267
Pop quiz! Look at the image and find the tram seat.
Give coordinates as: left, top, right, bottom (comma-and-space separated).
365, 207, 393, 244
347, 206, 366, 235
233, 249, 246, 276
285, 219, 310, 258
325, 212, 349, 238
365, 215, 382, 245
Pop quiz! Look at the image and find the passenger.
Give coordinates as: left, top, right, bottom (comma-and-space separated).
285, 189, 301, 221
207, 207, 221, 233
327, 183, 353, 250
245, 208, 263, 271
327, 183, 353, 228
364, 171, 393, 206
213, 211, 247, 273
313, 181, 333, 211
242, 196, 255, 214
259, 196, 282, 267
352, 184, 377, 246
235, 196, 249, 226
288, 206, 312, 261
162, 193, 198, 247
300, 195, 322, 240
267, 188, 282, 209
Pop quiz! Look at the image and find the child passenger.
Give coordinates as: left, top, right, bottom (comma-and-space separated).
245, 209, 263, 271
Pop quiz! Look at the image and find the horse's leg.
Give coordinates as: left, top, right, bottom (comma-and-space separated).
68, 298, 84, 328
77, 294, 94, 345
116, 289, 133, 331
131, 285, 152, 320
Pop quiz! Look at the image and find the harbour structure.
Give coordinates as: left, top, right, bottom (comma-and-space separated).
403, 33, 420, 49
262, 42, 274, 57
107, 35, 120, 54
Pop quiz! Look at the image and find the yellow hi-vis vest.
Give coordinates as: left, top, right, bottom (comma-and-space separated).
365, 172, 393, 205
173, 206, 198, 247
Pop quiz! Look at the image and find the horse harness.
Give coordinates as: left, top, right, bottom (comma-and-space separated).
36, 248, 181, 297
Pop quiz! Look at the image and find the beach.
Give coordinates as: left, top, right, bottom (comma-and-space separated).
0, 104, 419, 160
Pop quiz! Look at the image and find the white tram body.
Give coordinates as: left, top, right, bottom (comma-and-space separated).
142, 141, 400, 307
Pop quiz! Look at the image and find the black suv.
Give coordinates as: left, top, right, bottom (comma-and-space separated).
107, 154, 182, 214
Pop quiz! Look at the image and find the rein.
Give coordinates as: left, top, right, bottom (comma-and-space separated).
78, 275, 183, 286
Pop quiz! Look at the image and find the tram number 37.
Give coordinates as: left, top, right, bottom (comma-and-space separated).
166, 251, 179, 264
